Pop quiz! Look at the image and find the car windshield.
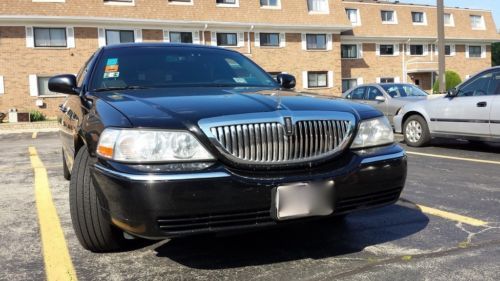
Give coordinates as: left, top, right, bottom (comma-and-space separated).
90, 46, 278, 91
380, 84, 428, 98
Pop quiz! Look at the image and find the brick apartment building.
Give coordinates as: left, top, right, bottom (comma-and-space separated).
0, 0, 498, 117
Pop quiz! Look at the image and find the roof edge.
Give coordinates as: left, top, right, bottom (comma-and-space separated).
0, 15, 353, 33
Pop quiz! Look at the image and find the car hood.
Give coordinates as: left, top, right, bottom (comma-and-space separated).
95, 87, 381, 129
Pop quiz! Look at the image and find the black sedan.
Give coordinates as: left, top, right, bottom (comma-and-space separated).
50, 43, 407, 252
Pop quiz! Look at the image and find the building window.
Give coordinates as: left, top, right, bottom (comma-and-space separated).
379, 77, 395, 83
444, 13, 454, 26
307, 0, 329, 13
410, 44, 424, 56
103, 0, 133, 3
411, 12, 425, 24
381, 10, 396, 23
342, 79, 358, 93
307, 71, 328, 88
105, 30, 135, 45
168, 0, 192, 3
37, 77, 57, 96
34, 27, 67, 47
346, 9, 360, 25
217, 33, 238, 46
470, 15, 485, 29
260, 0, 279, 8
169, 32, 193, 43
468, 45, 482, 58
216, 0, 237, 6
379, 44, 395, 56
341, 44, 358, 59
306, 34, 326, 50
259, 33, 280, 47
445, 45, 451, 56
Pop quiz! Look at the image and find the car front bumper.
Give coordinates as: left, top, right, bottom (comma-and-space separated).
393, 114, 404, 134
92, 144, 407, 239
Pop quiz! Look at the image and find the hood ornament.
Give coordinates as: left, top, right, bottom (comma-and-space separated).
271, 91, 283, 110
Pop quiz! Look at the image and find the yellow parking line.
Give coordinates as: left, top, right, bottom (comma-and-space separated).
416, 204, 488, 226
407, 151, 500, 166
29, 147, 78, 281
32, 132, 37, 139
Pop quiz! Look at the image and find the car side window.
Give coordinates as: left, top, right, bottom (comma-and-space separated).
365, 87, 384, 100
487, 71, 500, 95
458, 72, 493, 97
350, 87, 366, 99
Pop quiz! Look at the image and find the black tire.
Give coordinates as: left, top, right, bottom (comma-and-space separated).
70, 146, 126, 252
62, 149, 71, 181
403, 115, 431, 147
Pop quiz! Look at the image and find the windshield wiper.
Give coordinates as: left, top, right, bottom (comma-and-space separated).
92, 86, 150, 92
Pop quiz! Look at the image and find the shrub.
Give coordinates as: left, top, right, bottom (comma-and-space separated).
30, 110, 46, 122
432, 70, 462, 94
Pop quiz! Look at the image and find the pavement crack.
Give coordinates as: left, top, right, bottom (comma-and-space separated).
456, 221, 500, 247
329, 238, 500, 279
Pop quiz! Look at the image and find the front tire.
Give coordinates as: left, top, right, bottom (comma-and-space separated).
403, 115, 431, 147
70, 146, 126, 252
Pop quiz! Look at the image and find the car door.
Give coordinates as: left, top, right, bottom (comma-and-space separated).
426, 70, 497, 136
363, 86, 388, 116
489, 72, 500, 138
59, 55, 93, 171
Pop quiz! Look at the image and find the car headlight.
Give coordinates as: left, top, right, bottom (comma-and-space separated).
96, 128, 215, 162
351, 117, 394, 149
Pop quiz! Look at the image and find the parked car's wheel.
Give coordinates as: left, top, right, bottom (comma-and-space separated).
70, 146, 126, 252
403, 115, 431, 147
62, 149, 71, 181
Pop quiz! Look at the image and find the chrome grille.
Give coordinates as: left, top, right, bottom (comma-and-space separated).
209, 120, 352, 164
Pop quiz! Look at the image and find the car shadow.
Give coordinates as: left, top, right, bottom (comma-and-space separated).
153, 203, 429, 269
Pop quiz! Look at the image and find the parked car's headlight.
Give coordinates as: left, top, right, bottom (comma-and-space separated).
351, 117, 394, 149
97, 128, 215, 162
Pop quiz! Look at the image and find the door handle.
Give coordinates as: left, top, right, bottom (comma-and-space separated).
477, 101, 487, 108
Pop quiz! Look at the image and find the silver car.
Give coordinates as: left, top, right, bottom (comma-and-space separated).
394, 67, 500, 147
342, 83, 428, 125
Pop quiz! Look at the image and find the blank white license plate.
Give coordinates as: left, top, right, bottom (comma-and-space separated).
273, 182, 333, 221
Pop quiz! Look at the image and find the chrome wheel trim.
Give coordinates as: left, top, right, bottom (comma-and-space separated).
405, 120, 423, 143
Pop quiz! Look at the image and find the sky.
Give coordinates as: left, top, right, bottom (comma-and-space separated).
405, 0, 500, 28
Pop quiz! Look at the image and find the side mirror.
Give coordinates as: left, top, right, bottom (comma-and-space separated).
49, 74, 79, 95
375, 95, 386, 102
446, 88, 458, 98
276, 73, 296, 89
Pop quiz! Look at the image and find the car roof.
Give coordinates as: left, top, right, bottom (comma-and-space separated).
356, 83, 414, 87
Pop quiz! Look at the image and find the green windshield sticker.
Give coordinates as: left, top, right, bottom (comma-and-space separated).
104, 72, 120, 79
106, 58, 118, 66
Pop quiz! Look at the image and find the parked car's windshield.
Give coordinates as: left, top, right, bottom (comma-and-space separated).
90, 46, 278, 91
381, 84, 428, 98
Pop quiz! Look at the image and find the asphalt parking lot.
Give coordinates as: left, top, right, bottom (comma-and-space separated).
1, 132, 499, 281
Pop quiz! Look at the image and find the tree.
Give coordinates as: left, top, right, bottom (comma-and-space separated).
492, 42, 500, 66
432, 70, 462, 94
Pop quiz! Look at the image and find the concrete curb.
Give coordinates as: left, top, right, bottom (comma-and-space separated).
0, 121, 59, 134
0, 128, 59, 134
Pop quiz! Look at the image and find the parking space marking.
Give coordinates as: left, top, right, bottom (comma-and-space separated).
32, 132, 37, 139
406, 151, 500, 166
29, 147, 78, 281
400, 200, 488, 227
417, 204, 488, 227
